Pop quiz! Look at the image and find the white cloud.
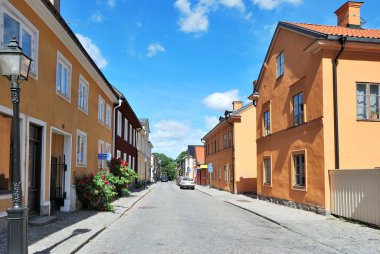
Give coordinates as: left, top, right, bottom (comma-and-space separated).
76, 33, 108, 69
150, 120, 206, 158
174, 0, 246, 35
252, 0, 302, 10
204, 115, 219, 129
91, 13, 105, 23
203, 89, 240, 111
107, 0, 116, 8
147, 42, 166, 57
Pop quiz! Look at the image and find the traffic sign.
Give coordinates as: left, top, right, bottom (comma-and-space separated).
208, 163, 213, 173
98, 153, 111, 160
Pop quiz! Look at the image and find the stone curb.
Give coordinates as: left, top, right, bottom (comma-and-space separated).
71, 184, 156, 254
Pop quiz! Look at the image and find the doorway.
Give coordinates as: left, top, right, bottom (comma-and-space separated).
50, 133, 66, 213
28, 124, 42, 217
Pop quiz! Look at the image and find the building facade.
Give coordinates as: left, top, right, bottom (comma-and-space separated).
150, 154, 161, 182
137, 118, 152, 185
250, 1, 380, 213
202, 101, 257, 194
0, 0, 118, 231
113, 88, 141, 172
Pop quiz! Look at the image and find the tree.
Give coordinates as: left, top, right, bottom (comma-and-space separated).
175, 150, 187, 176
152, 153, 177, 180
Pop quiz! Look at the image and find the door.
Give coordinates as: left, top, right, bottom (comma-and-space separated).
28, 124, 42, 216
50, 133, 66, 212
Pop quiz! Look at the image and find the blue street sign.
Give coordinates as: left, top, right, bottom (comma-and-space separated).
187, 167, 191, 173
98, 153, 111, 160
208, 163, 213, 173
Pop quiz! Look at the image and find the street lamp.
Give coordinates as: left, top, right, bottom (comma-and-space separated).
0, 38, 32, 254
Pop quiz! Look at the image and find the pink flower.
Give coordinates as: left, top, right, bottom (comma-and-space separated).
101, 174, 106, 180
104, 180, 109, 185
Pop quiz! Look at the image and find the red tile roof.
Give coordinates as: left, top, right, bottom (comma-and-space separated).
285, 22, 380, 39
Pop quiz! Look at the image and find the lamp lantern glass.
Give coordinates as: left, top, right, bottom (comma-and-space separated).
0, 38, 32, 80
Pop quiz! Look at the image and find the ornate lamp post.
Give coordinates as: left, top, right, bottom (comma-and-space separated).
0, 38, 32, 254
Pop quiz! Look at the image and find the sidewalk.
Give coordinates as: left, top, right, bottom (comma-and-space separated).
0, 184, 156, 254
196, 185, 380, 254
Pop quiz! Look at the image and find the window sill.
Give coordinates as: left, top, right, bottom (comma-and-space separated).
292, 185, 306, 191
263, 183, 272, 187
56, 91, 71, 103
76, 163, 87, 168
78, 108, 88, 115
276, 74, 284, 80
357, 118, 380, 122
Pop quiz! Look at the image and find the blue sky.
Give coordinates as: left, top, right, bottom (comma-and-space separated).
61, 0, 380, 158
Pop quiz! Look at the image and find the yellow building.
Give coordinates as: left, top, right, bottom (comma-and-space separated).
250, 1, 380, 213
203, 101, 257, 194
0, 0, 118, 230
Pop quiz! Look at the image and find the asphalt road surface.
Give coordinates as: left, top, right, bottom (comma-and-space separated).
77, 182, 339, 254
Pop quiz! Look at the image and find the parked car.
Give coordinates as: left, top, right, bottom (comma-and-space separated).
180, 177, 195, 190
176, 176, 184, 186
161, 176, 168, 182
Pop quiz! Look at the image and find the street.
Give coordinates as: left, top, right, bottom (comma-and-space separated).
77, 182, 338, 254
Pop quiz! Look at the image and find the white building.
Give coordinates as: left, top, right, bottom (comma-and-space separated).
137, 118, 152, 186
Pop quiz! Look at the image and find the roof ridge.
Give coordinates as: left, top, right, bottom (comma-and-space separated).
284, 21, 380, 32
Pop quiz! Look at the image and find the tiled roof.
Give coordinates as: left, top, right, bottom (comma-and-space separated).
285, 22, 380, 39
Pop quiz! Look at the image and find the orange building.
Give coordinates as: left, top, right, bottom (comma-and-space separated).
250, 1, 380, 213
203, 101, 256, 194
0, 0, 120, 230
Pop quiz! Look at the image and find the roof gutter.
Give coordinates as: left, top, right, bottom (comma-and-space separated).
225, 111, 235, 194
332, 36, 347, 169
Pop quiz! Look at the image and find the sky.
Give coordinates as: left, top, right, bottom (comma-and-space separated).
61, 0, 380, 158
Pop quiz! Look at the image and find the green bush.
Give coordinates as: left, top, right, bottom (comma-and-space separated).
76, 171, 117, 211
109, 158, 139, 196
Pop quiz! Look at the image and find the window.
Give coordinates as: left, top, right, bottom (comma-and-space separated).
129, 124, 132, 144
123, 153, 127, 162
2, 8, 39, 77
126, 119, 130, 141
132, 156, 135, 170
106, 105, 112, 129
106, 143, 111, 155
78, 76, 89, 113
56, 51, 72, 100
219, 167, 222, 180
276, 51, 284, 78
133, 129, 136, 147
224, 165, 228, 182
357, 83, 380, 120
117, 111, 122, 137
293, 92, 304, 126
0, 114, 12, 193
264, 111, 271, 136
76, 130, 87, 166
98, 140, 105, 169
228, 131, 232, 147
98, 96, 105, 124
263, 158, 271, 185
293, 154, 305, 188
223, 134, 227, 148
117, 150, 121, 159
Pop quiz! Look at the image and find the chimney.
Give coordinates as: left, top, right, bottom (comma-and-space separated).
335, 1, 363, 28
49, 0, 61, 13
232, 101, 243, 111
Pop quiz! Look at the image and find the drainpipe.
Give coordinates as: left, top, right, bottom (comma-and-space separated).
113, 99, 122, 157
332, 36, 346, 169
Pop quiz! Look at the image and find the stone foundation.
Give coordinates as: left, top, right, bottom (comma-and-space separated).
253, 194, 329, 215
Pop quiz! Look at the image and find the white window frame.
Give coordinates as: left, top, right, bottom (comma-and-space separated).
98, 140, 105, 169
117, 150, 121, 159
78, 75, 89, 114
117, 111, 122, 137
98, 96, 105, 124
129, 155, 132, 167
133, 129, 136, 147
129, 124, 132, 144
124, 118, 128, 141
1, 2, 39, 78
123, 153, 127, 161
56, 51, 72, 101
106, 104, 112, 129
263, 157, 271, 185
76, 129, 87, 167
106, 143, 111, 154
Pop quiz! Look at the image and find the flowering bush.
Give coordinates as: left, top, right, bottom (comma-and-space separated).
76, 171, 117, 211
109, 158, 139, 196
